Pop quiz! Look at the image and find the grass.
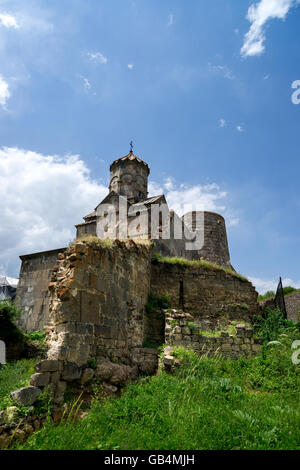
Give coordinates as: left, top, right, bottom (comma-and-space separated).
0, 359, 36, 411
70, 236, 114, 249
152, 253, 248, 282
15, 328, 300, 450
72, 236, 153, 251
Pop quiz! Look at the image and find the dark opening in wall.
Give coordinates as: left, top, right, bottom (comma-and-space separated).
143, 297, 166, 348
179, 280, 185, 310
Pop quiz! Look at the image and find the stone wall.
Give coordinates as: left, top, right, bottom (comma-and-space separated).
260, 292, 300, 323
164, 310, 262, 360
151, 259, 259, 325
285, 292, 300, 323
184, 211, 231, 267
45, 239, 158, 382
16, 248, 66, 332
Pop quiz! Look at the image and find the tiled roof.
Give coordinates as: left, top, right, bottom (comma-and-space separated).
110, 151, 149, 173
83, 211, 96, 221
132, 195, 165, 207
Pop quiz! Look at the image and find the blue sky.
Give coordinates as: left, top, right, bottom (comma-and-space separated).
0, 0, 300, 293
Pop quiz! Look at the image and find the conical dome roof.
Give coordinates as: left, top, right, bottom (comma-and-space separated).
110, 150, 150, 174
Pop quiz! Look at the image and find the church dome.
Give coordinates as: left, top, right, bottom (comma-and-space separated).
110, 150, 150, 175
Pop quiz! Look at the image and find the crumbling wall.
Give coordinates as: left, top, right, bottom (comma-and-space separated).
285, 292, 300, 323
151, 260, 259, 324
164, 310, 261, 361
42, 239, 158, 397
16, 249, 66, 332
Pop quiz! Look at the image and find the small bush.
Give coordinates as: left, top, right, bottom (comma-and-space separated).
145, 293, 171, 315
0, 359, 36, 411
0, 300, 21, 322
24, 330, 46, 344
253, 308, 299, 343
258, 291, 275, 302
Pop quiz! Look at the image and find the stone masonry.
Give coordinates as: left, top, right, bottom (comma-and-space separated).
21, 239, 259, 401
151, 259, 259, 325
16, 248, 66, 332
163, 310, 262, 361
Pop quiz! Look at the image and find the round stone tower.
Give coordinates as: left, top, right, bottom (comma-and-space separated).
109, 150, 150, 203
183, 211, 231, 267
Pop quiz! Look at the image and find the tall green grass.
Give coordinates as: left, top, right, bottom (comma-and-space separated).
0, 359, 36, 411
17, 333, 300, 450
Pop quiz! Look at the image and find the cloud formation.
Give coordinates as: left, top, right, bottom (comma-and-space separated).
0, 76, 10, 108
241, 0, 300, 57
149, 178, 227, 217
0, 13, 19, 29
167, 13, 174, 27
0, 148, 238, 278
0, 148, 107, 277
249, 276, 300, 294
209, 64, 235, 80
88, 52, 108, 65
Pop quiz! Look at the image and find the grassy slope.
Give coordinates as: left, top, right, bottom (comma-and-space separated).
17, 333, 300, 451
0, 359, 36, 411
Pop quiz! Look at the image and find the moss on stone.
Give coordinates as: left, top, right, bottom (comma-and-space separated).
152, 253, 248, 282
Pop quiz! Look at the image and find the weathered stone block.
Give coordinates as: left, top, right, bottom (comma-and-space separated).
11, 386, 41, 406
30, 373, 50, 388
80, 368, 95, 384
62, 362, 82, 382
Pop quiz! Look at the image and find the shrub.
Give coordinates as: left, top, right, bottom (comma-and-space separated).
145, 293, 171, 314
282, 286, 298, 296
0, 300, 21, 322
253, 308, 299, 343
24, 330, 46, 344
257, 291, 275, 302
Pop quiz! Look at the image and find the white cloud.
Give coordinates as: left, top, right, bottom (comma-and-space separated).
127, 64, 134, 70
0, 147, 107, 277
249, 276, 300, 294
149, 178, 227, 217
219, 118, 226, 128
209, 63, 235, 80
83, 77, 91, 91
0, 13, 19, 29
241, 0, 300, 58
167, 13, 174, 27
0, 76, 10, 108
237, 125, 244, 132
88, 52, 108, 65
0, 149, 239, 277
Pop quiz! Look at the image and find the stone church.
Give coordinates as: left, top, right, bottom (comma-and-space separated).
75, 149, 231, 267
16, 149, 237, 332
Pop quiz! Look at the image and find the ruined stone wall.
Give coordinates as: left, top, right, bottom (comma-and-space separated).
46, 239, 157, 372
151, 260, 259, 325
285, 292, 300, 323
76, 221, 97, 239
16, 249, 66, 332
164, 311, 261, 360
